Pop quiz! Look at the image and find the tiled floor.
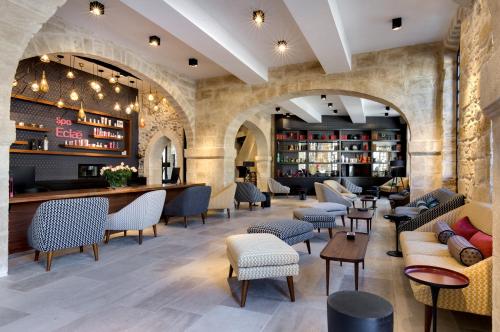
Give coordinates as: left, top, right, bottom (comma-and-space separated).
1, 197, 492, 331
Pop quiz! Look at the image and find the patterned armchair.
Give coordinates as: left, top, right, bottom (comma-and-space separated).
341, 179, 362, 195
400, 201, 492, 316
27, 197, 109, 271
314, 182, 352, 208
267, 178, 290, 195
235, 182, 266, 210
163, 186, 212, 228
106, 190, 166, 244
208, 183, 237, 218
397, 188, 465, 236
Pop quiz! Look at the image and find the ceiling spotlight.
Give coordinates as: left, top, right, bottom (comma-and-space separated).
89, 1, 105, 16
392, 17, 402, 31
385, 112, 389, 117
333, 109, 338, 114
40, 54, 50, 63
149, 35, 161, 47
321, 95, 326, 100
328, 102, 333, 108
275, 107, 281, 112
189, 58, 198, 67
276, 40, 288, 54
285, 113, 291, 118
252, 10, 265, 27
385, 106, 390, 111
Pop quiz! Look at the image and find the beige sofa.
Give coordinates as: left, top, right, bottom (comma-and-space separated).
400, 201, 492, 316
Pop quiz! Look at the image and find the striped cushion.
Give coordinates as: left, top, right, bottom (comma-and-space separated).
433, 220, 455, 244
448, 235, 483, 266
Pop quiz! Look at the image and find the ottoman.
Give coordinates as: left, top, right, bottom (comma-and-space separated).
303, 202, 347, 213
226, 233, 299, 307
293, 207, 347, 238
247, 219, 315, 254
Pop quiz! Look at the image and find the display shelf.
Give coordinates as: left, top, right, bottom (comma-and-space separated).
10, 148, 127, 158
90, 135, 123, 141
59, 144, 122, 152
77, 120, 123, 130
15, 125, 50, 132
12, 140, 29, 145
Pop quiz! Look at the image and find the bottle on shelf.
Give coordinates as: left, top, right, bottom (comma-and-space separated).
43, 135, 49, 151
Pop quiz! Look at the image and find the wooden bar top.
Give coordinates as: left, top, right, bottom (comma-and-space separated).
9, 183, 203, 204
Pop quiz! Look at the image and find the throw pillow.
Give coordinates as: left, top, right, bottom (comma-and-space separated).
417, 205, 429, 214
415, 200, 427, 208
426, 197, 440, 208
448, 235, 483, 266
451, 216, 479, 240
469, 231, 493, 258
433, 220, 455, 244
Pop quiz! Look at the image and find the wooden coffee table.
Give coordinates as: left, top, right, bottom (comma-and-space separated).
320, 231, 369, 294
404, 265, 469, 332
347, 208, 374, 234
359, 195, 377, 210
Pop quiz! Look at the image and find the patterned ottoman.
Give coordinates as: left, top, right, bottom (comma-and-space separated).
226, 233, 299, 307
293, 207, 347, 239
247, 219, 315, 254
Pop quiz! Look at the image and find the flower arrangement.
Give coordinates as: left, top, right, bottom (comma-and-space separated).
100, 162, 137, 188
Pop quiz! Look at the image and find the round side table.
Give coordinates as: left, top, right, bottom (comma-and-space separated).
404, 265, 469, 332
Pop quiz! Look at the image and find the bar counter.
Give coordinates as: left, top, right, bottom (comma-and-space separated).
9, 183, 204, 253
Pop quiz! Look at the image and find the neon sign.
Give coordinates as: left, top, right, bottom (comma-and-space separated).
55, 117, 83, 139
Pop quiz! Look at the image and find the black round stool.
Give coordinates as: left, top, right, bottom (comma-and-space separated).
327, 291, 393, 332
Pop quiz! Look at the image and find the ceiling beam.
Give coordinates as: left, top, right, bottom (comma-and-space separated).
120, 0, 268, 84
283, 0, 351, 74
278, 98, 322, 123
339, 96, 366, 123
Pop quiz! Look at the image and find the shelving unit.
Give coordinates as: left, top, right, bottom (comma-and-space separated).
15, 125, 50, 132
90, 135, 123, 141
59, 144, 123, 152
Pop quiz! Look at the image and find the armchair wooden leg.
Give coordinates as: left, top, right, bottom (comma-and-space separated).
138, 230, 143, 245
79, 246, 84, 253
92, 244, 99, 261
153, 224, 157, 237
46, 251, 53, 272
341, 215, 345, 227
328, 228, 333, 239
229, 265, 233, 278
165, 216, 170, 225
287, 276, 295, 302
34, 250, 40, 262
184, 216, 188, 228
227, 208, 231, 219
305, 240, 311, 254
241, 280, 250, 307
201, 212, 206, 224
249, 203, 253, 211
105, 230, 110, 244
124, 230, 127, 237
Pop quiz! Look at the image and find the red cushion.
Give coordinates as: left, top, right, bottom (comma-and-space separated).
470, 231, 493, 258
451, 216, 478, 240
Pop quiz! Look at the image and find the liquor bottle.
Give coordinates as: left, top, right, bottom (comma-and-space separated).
43, 135, 49, 151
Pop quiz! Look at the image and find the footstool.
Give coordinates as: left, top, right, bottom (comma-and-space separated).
303, 202, 347, 212
247, 220, 315, 254
293, 207, 347, 239
226, 233, 299, 307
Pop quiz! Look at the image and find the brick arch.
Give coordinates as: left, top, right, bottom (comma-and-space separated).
21, 20, 195, 147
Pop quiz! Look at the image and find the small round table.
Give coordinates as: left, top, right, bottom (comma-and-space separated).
404, 265, 469, 332
360, 195, 377, 210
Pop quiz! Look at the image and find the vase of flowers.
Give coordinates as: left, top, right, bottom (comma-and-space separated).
100, 163, 137, 189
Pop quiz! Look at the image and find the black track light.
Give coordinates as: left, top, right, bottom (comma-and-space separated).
385, 112, 389, 117
189, 58, 198, 67
392, 17, 402, 31
285, 113, 291, 118
275, 107, 281, 112
333, 109, 338, 114
321, 95, 326, 100
328, 102, 333, 108
385, 106, 390, 111
149, 35, 161, 47
90, 1, 104, 16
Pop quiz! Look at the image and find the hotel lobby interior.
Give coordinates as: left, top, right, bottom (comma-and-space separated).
0, 0, 499, 331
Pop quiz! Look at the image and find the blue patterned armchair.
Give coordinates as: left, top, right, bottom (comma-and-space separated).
235, 182, 266, 210
163, 186, 212, 228
106, 190, 166, 244
27, 197, 109, 271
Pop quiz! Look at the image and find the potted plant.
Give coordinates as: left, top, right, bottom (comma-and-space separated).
100, 162, 137, 188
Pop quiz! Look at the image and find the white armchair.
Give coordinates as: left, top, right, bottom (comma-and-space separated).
323, 180, 357, 203
208, 183, 237, 218
314, 182, 352, 208
105, 190, 166, 245
267, 178, 290, 196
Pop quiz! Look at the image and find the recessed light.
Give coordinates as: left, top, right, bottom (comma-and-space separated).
252, 10, 265, 27
333, 109, 338, 114
321, 95, 326, 100
189, 58, 198, 67
149, 35, 161, 47
276, 40, 288, 54
89, 1, 105, 16
328, 102, 333, 108
385, 106, 390, 111
275, 107, 281, 112
392, 17, 402, 31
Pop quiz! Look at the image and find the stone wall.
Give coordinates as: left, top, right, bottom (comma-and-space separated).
190, 43, 449, 195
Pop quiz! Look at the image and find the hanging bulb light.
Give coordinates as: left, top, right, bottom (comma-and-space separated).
97, 92, 104, 100
12, 79, 18, 87
134, 96, 139, 109
125, 105, 132, 114
114, 102, 121, 111
39, 71, 49, 93
114, 85, 121, 93
40, 54, 50, 63
139, 117, 146, 128
31, 81, 40, 92
78, 102, 86, 120
153, 104, 159, 111
66, 70, 75, 79
109, 75, 116, 84
56, 99, 65, 108
162, 97, 167, 104
70, 89, 79, 101
148, 93, 154, 101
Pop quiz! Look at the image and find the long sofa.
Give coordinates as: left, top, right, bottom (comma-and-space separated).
400, 201, 492, 316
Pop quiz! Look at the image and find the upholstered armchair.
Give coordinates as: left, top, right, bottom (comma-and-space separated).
380, 177, 409, 195
323, 180, 357, 203
163, 186, 212, 228
400, 201, 492, 316
235, 182, 266, 210
341, 178, 362, 195
314, 182, 352, 208
105, 190, 166, 244
208, 182, 237, 218
27, 197, 109, 271
267, 178, 290, 196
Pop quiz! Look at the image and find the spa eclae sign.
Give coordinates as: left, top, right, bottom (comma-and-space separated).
55, 117, 83, 139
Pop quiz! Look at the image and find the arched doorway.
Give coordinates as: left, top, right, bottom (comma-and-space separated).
144, 129, 184, 185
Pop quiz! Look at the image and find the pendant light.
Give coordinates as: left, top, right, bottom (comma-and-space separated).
66, 56, 75, 79
12, 79, 18, 87
55, 55, 64, 108
125, 105, 132, 114
153, 104, 159, 111
31, 81, 40, 92
114, 85, 121, 93
148, 93, 154, 101
97, 92, 104, 100
114, 102, 121, 111
109, 71, 117, 84
70, 90, 79, 101
40, 54, 50, 63
78, 102, 86, 120
139, 116, 146, 128
39, 70, 49, 93
134, 96, 140, 111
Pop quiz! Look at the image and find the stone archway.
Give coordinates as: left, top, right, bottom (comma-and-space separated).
144, 129, 184, 185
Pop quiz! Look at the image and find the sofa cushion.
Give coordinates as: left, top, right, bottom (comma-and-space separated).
433, 220, 455, 244
395, 206, 420, 218
401, 240, 450, 257
400, 231, 437, 243
426, 197, 440, 208
448, 235, 483, 266
416, 200, 427, 208
469, 231, 493, 258
451, 216, 478, 240
405, 254, 466, 273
